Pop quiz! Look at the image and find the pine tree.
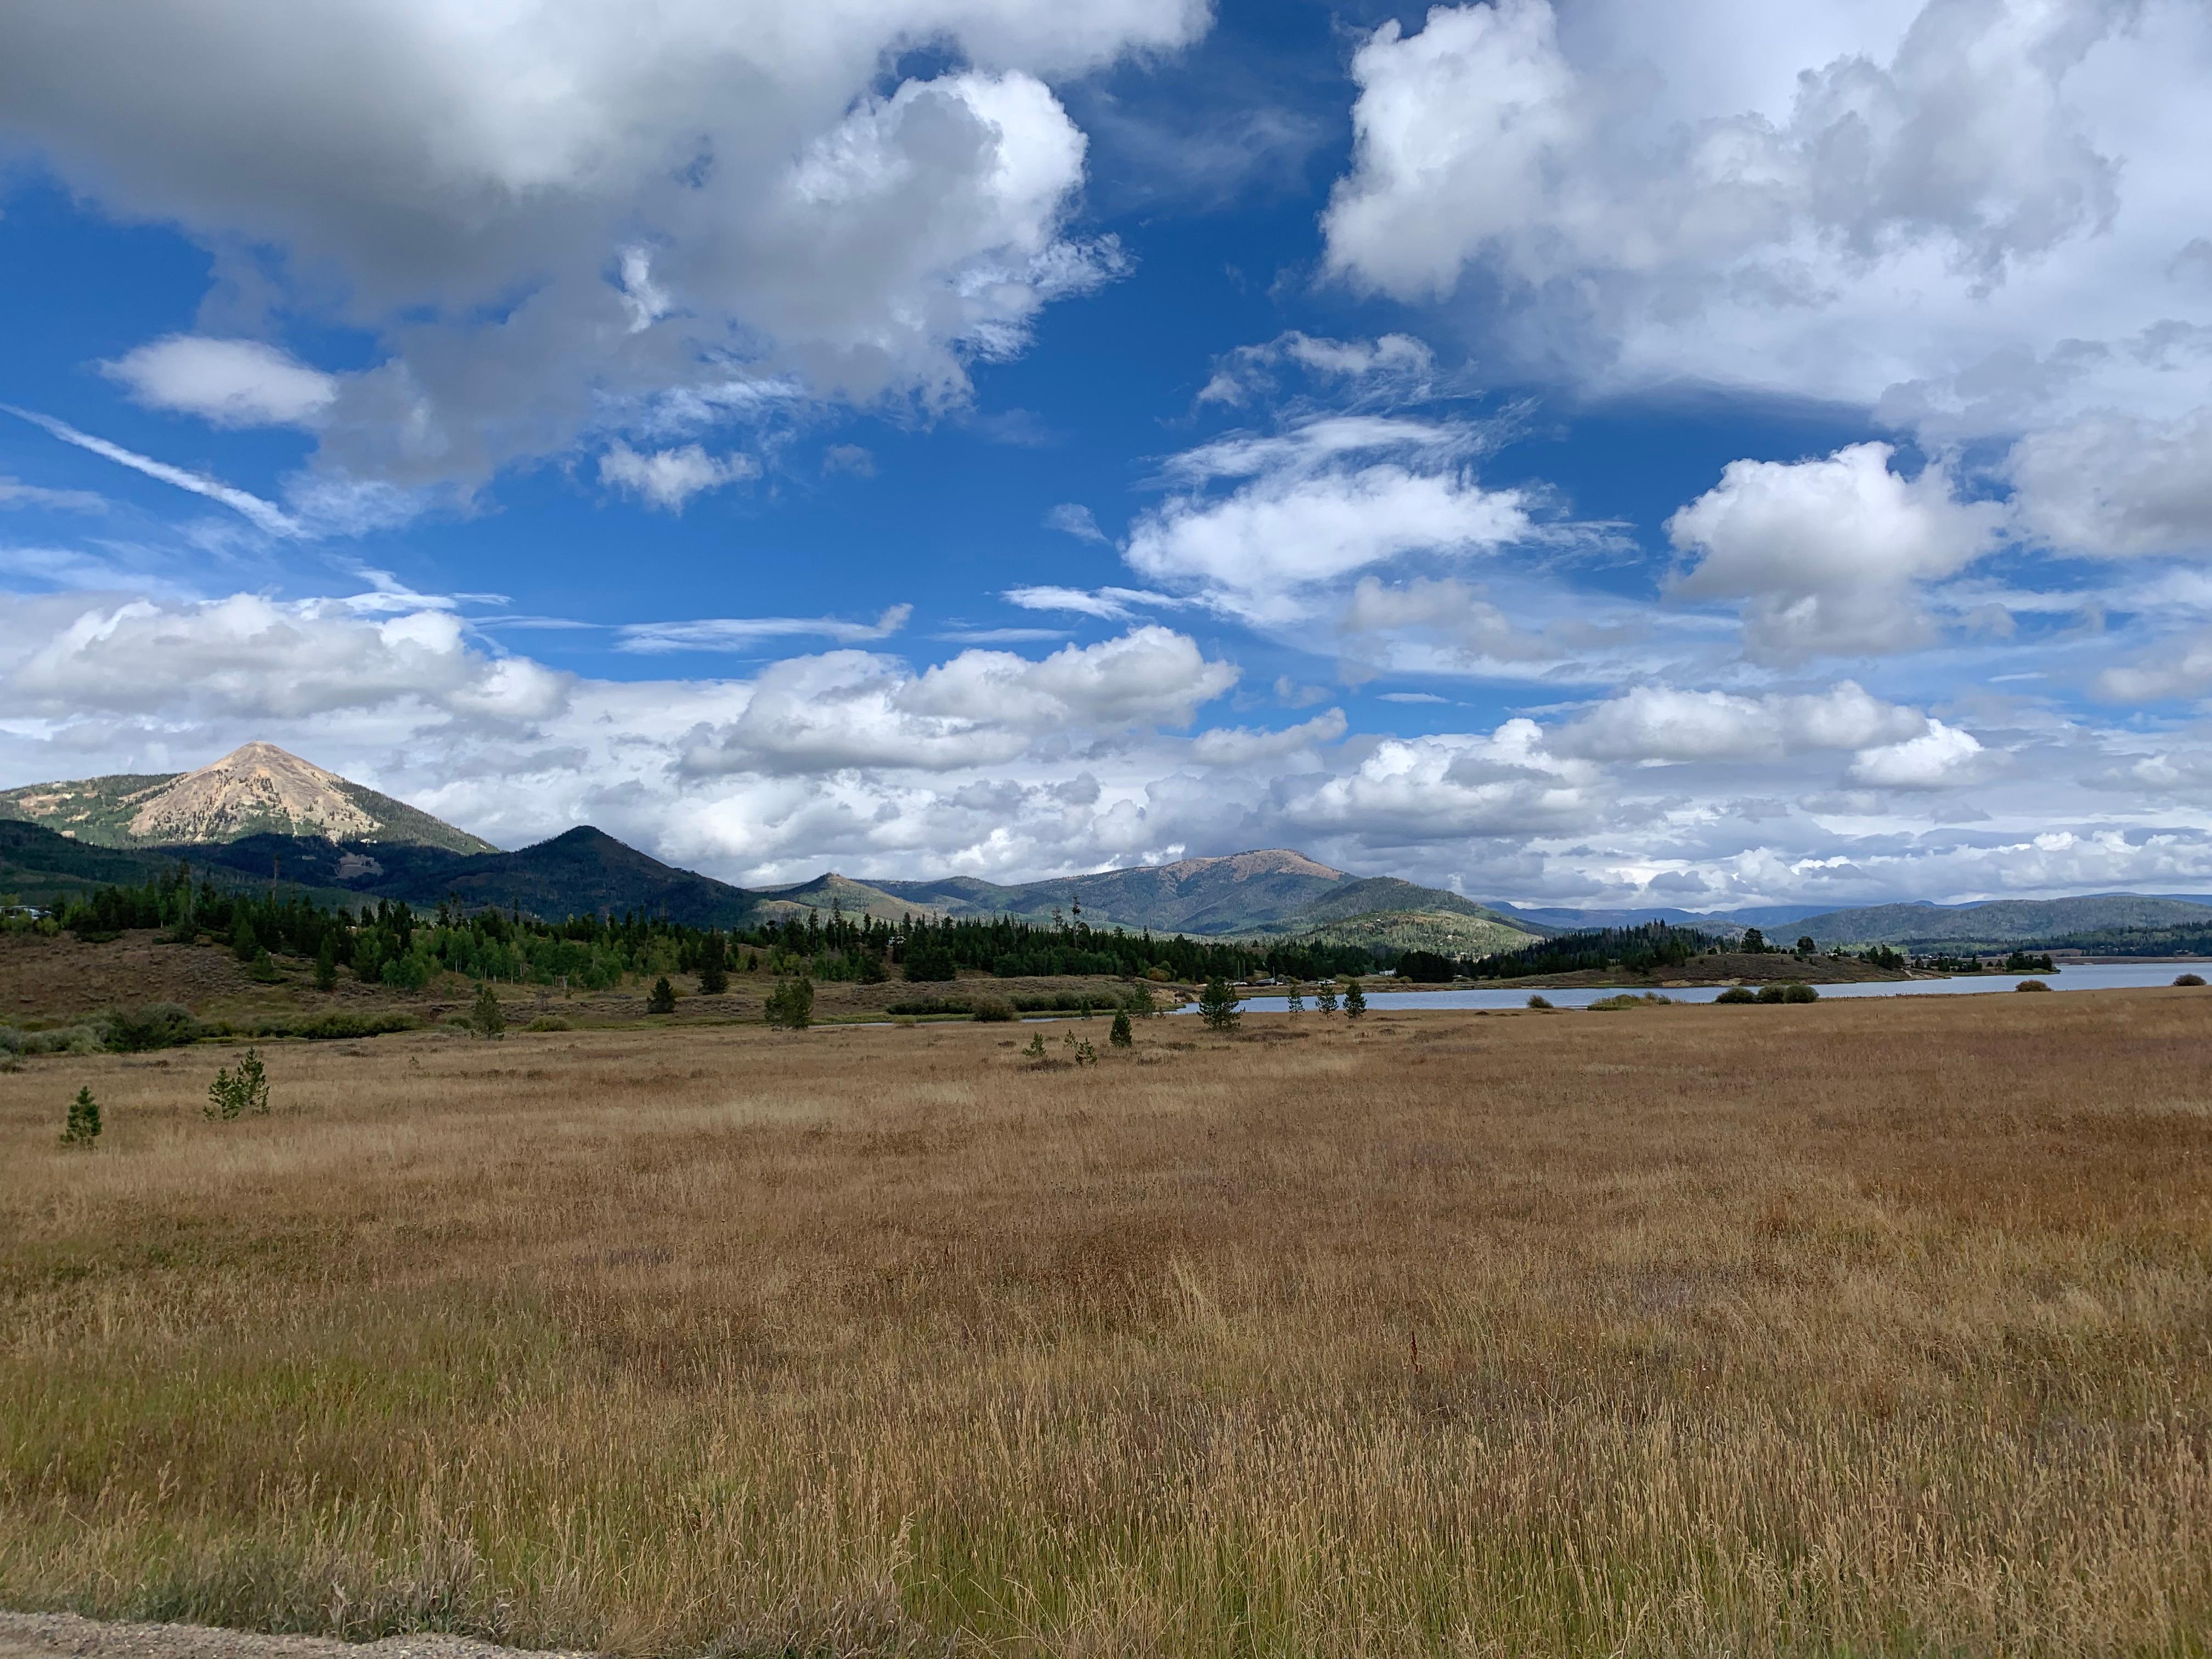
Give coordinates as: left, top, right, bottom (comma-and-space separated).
1344, 979, 1367, 1019
471, 982, 507, 1039
1285, 983, 1306, 1013
1198, 977, 1241, 1033
1109, 1008, 1133, 1048
647, 976, 677, 1015
764, 977, 814, 1030
1316, 983, 1339, 1015
232, 912, 259, 963
313, 937, 338, 992
698, 933, 730, 995
61, 1086, 99, 1147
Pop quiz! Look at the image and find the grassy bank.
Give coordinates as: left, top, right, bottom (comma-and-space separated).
4, 992, 2210, 1656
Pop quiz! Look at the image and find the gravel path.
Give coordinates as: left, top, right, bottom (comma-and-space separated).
0, 1613, 596, 1659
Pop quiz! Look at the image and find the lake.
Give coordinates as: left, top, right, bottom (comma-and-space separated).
1182, 961, 2207, 1013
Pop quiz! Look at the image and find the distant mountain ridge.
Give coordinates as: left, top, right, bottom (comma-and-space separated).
1792, 893, 2212, 946
874, 849, 1539, 945
0, 742, 494, 855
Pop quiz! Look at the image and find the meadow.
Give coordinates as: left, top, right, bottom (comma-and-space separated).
3, 991, 2210, 1657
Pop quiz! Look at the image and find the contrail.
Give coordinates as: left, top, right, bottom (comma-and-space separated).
3, 404, 300, 537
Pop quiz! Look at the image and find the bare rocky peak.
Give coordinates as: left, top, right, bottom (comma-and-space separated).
1153, 848, 1347, 883
126, 741, 381, 844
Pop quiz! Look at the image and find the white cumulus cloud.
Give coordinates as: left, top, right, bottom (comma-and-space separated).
103, 335, 338, 427
1668, 442, 2003, 661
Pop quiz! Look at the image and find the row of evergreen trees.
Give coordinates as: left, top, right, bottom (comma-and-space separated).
37, 862, 1384, 990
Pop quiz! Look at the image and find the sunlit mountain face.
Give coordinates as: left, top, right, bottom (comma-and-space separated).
3, 0, 2210, 915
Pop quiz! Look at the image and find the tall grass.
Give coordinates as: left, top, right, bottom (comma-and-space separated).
4, 994, 2210, 1656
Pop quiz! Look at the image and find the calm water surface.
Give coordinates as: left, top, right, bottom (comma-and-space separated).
1181, 961, 2205, 1013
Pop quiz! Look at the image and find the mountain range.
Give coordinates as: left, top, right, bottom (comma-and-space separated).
5, 743, 2212, 953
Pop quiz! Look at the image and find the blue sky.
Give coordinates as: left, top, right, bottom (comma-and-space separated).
3, 0, 2211, 907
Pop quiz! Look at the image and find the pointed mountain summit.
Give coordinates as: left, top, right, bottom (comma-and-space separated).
0, 742, 495, 853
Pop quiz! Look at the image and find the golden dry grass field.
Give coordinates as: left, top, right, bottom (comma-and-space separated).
4, 991, 2211, 1657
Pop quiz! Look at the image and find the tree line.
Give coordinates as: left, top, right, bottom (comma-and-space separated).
24, 864, 1383, 989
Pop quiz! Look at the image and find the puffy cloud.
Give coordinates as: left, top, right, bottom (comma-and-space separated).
1341, 575, 1554, 666
1190, 708, 1347, 765
1, 594, 569, 723
1280, 720, 1605, 843
597, 442, 760, 512
1317, 0, 2212, 435
1845, 718, 1991, 788
1125, 417, 1530, 626
2, 1, 1209, 494
1559, 681, 1926, 763
682, 625, 1238, 776
101, 335, 337, 427
1668, 442, 2003, 661
2095, 633, 2212, 703
2007, 407, 2212, 555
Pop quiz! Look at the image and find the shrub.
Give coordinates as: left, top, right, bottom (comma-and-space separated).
646, 977, 677, 1015
1109, 1008, 1133, 1048
891, 1014, 918, 1029
2016, 979, 2052, 992
61, 1086, 99, 1148
7, 1024, 103, 1057
470, 983, 508, 1039
206, 1047, 270, 1120
1198, 977, 1242, 1034
1590, 992, 1672, 1011
1526, 994, 1553, 1010
1714, 986, 1759, 1005
247, 1012, 417, 1041
525, 1015, 572, 1032
100, 1003, 204, 1052
1755, 984, 1786, 1004
969, 996, 1015, 1023
1779, 983, 1819, 1003
764, 977, 814, 1030
246, 948, 284, 984
2175, 973, 2206, 987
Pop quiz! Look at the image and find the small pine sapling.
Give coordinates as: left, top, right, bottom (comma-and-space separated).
205, 1048, 270, 1119
1344, 980, 1367, 1019
1316, 983, 1339, 1015
646, 976, 677, 1015
471, 982, 507, 1039
61, 1086, 99, 1147
1109, 1008, 1133, 1048
1023, 1031, 1047, 1060
1198, 977, 1242, 1034
1285, 983, 1305, 1013
1073, 1039, 1097, 1068
763, 977, 814, 1030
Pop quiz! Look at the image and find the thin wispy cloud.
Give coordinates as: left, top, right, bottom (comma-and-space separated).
4, 405, 301, 537
616, 605, 913, 653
